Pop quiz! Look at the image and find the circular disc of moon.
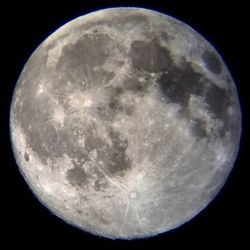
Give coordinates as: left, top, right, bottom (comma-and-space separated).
10, 7, 242, 239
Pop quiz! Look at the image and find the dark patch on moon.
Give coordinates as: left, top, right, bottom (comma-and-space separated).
108, 97, 134, 116
96, 105, 112, 121
107, 129, 131, 175
202, 79, 232, 137
24, 124, 63, 165
13, 92, 69, 164
112, 86, 124, 96
13, 89, 50, 131
191, 119, 208, 138
95, 128, 132, 176
94, 179, 108, 191
101, 85, 135, 117
157, 56, 231, 138
204, 81, 231, 121
60, 33, 110, 67
77, 209, 83, 214
56, 33, 118, 87
84, 127, 106, 152
130, 38, 173, 73
159, 31, 172, 42
158, 61, 203, 107
124, 77, 149, 93
62, 121, 132, 179
202, 50, 222, 74
66, 167, 88, 187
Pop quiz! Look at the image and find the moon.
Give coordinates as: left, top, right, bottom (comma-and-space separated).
10, 7, 241, 239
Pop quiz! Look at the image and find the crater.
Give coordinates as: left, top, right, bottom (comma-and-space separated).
130, 192, 138, 199
24, 152, 30, 161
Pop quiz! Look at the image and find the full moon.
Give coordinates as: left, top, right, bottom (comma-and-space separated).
10, 8, 242, 239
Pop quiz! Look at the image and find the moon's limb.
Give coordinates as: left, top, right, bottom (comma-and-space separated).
10, 7, 241, 239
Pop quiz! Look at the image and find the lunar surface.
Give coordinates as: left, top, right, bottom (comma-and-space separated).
10, 8, 241, 239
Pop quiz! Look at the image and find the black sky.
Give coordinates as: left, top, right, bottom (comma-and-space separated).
0, 0, 249, 249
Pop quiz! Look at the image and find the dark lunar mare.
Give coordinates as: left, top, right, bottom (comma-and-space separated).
66, 126, 132, 188
129, 37, 237, 139
202, 50, 222, 74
